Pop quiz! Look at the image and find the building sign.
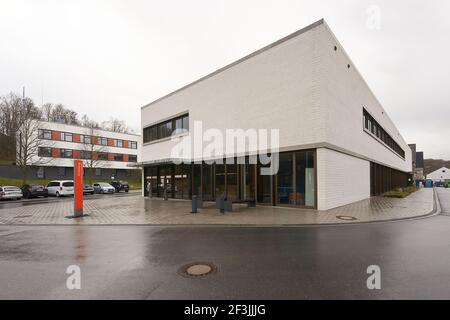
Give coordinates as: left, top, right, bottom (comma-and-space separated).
74, 160, 84, 217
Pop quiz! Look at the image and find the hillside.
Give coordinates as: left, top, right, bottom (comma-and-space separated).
424, 159, 450, 175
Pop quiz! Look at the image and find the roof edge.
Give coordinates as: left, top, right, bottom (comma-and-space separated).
141, 18, 325, 110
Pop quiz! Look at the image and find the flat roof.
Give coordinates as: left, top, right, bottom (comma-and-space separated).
141, 19, 324, 110
38, 119, 141, 137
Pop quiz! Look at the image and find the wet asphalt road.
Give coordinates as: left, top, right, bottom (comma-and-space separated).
0, 189, 449, 299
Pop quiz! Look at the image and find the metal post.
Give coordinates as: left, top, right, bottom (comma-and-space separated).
163, 178, 168, 200
191, 195, 198, 213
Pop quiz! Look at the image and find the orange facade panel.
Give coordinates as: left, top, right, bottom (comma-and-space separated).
108, 153, 115, 161
107, 138, 115, 147
123, 140, 129, 148
92, 151, 98, 160
123, 154, 129, 162
73, 134, 81, 143
52, 148, 61, 158
52, 131, 61, 141
72, 150, 81, 159
91, 136, 98, 145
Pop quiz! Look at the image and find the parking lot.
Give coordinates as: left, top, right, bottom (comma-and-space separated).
0, 190, 141, 210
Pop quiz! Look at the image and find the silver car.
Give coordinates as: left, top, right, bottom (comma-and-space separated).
93, 183, 115, 194
0, 186, 23, 200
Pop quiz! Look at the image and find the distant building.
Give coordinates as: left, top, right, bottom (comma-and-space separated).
427, 167, 450, 182
18, 120, 141, 181
409, 144, 424, 180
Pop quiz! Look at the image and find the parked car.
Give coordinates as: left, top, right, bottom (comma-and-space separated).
445, 180, 450, 188
21, 184, 48, 199
110, 180, 130, 193
47, 180, 74, 197
83, 185, 95, 195
0, 186, 23, 200
93, 182, 115, 194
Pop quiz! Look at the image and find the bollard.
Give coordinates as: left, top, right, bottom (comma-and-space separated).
191, 195, 198, 214
219, 196, 225, 214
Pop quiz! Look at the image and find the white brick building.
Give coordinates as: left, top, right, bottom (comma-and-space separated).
21, 120, 141, 181
140, 19, 412, 210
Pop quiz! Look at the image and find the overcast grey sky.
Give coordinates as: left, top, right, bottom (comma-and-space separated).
1, 0, 449, 158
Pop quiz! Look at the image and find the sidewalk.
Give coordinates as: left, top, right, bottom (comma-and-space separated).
0, 188, 435, 225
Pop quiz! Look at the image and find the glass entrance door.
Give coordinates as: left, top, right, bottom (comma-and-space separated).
158, 165, 173, 198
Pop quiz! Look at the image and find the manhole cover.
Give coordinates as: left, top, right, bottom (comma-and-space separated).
336, 215, 357, 221
179, 262, 217, 277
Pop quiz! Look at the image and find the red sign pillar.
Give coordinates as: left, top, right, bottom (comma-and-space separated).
74, 160, 84, 217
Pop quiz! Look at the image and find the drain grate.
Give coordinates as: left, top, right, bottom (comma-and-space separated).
336, 215, 357, 221
179, 262, 217, 277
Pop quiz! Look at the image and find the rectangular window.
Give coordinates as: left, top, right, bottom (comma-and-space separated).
98, 137, 107, 146
114, 154, 124, 161
115, 139, 123, 148
38, 129, 52, 140
143, 113, 189, 143
97, 152, 108, 161
363, 108, 405, 158
60, 149, 73, 158
82, 135, 91, 144
95, 168, 102, 176
38, 147, 52, 157
80, 150, 92, 159
128, 155, 137, 162
182, 115, 189, 130
129, 141, 137, 149
61, 132, 73, 142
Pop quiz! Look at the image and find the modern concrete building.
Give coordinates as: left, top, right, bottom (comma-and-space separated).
427, 167, 450, 182
409, 144, 425, 180
18, 120, 141, 181
140, 19, 412, 210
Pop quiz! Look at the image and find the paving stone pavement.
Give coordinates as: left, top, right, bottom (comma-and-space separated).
0, 188, 435, 225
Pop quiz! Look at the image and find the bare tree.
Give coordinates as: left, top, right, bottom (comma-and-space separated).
40, 103, 80, 125
1, 92, 41, 164
101, 117, 128, 133
16, 118, 54, 185
80, 114, 100, 129
81, 126, 109, 185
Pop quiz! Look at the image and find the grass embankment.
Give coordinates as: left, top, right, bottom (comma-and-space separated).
383, 186, 419, 198
0, 177, 142, 190
0, 159, 14, 165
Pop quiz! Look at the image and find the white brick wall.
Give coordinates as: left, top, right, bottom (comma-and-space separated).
314, 23, 412, 173
317, 148, 370, 210
141, 23, 323, 162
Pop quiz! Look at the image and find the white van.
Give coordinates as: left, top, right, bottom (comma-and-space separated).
47, 180, 74, 197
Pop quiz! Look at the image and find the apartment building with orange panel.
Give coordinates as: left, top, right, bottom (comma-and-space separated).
25, 120, 141, 181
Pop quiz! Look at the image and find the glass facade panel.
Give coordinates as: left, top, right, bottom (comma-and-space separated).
243, 162, 256, 200
192, 164, 201, 196
173, 165, 184, 199
295, 151, 315, 207
143, 150, 316, 207
226, 162, 238, 201
215, 164, 226, 198
276, 153, 293, 205
202, 164, 213, 200
257, 164, 272, 204
181, 164, 191, 199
